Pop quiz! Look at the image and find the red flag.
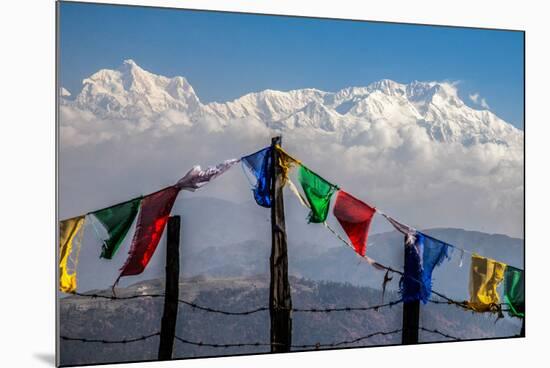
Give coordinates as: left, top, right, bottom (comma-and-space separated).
333, 190, 376, 256
119, 186, 180, 277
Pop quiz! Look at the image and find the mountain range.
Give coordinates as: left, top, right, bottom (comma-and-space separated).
61, 59, 522, 148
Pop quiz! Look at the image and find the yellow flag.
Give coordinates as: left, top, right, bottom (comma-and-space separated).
59, 216, 85, 293
275, 145, 301, 184
467, 253, 506, 312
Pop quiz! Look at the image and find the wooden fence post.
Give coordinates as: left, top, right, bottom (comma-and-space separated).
158, 215, 181, 360
269, 136, 292, 353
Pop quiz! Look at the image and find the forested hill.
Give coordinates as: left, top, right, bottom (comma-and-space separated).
60, 275, 521, 366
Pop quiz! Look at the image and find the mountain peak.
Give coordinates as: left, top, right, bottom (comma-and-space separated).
118, 59, 145, 75
122, 59, 138, 67
368, 79, 406, 96
68, 60, 201, 119
61, 61, 522, 148
60, 87, 71, 97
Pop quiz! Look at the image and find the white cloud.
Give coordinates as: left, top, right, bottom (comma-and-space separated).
59, 105, 524, 238
468, 92, 490, 110
480, 98, 491, 109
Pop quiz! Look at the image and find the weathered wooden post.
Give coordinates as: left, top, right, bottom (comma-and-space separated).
269, 136, 292, 353
158, 215, 180, 360
402, 235, 419, 345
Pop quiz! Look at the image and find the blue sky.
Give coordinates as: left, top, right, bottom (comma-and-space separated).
59, 2, 524, 129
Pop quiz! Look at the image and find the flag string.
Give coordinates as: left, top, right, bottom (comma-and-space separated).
277, 146, 523, 272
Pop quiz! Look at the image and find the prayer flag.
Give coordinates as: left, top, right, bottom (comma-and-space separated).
503, 266, 524, 317
59, 216, 85, 293
176, 159, 239, 191
93, 197, 142, 259
118, 186, 180, 278
400, 232, 452, 303
275, 145, 300, 184
467, 254, 506, 312
241, 147, 272, 207
381, 213, 416, 245
332, 190, 376, 256
298, 165, 338, 223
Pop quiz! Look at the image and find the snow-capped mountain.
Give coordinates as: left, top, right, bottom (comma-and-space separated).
61, 59, 523, 148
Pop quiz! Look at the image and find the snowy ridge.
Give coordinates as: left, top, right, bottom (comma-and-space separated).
62, 60, 522, 148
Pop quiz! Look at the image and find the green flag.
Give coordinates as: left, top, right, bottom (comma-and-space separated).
503, 266, 524, 318
93, 197, 142, 259
298, 165, 338, 223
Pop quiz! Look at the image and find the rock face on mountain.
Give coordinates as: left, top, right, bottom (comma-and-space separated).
62, 60, 522, 148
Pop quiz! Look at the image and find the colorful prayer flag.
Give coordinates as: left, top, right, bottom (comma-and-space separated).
297, 165, 338, 223
275, 145, 300, 184
332, 190, 376, 256
503, 265, 524, 317
176, 159, 239, 191
59, 216, 86, 293
467, 254, 506, 312
380, 212, 416, 245
118, 186, 180, 278
285, 177, 308, 208
400, 232, 452, 303
92, 197, 142, 259
241, 147, 272, 208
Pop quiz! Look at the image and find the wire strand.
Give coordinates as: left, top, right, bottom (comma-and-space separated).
61, 329, 402, 348
173, 329, 403, 349
60, 332, 160, 344
70, 292, 402, 315
419, 327, 461, 341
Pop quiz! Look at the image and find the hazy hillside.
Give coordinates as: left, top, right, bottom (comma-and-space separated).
60, 276, 521, 366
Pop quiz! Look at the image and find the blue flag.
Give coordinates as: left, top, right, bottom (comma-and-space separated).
400, 232, 453, 303
241, 147, 272, 207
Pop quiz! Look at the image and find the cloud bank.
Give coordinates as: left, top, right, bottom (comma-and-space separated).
59, 102, 524, 238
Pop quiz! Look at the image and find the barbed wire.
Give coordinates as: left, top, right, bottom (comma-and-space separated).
173, 336, 271, 349
428, 298, 507, 309
427, 297, 519, 318
61, 329, 402, 348
179, 300, 268, 315
292, 300, 402, 313
173, 329, 403, 350
419, 327, 461, 341
70, 292, 402, 315
72, 292, 164, 300
73, 289, 518, 319
291, 329, 402, 349
60, 332, 160, 344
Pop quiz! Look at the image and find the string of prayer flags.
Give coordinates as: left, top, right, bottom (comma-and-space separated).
59, 216, 86, 293
275, 145, 300, 184
400, 232, 452, 303
381, 212, 417, 245
176, 159, 240, 191
503, 266, 525, 317
298, 165, 338, 223
116, 186, 180, 281
332, 190, 376, 256
92, 197, 142, 259
241, 147, 272, 208
467, 253, 506, 312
